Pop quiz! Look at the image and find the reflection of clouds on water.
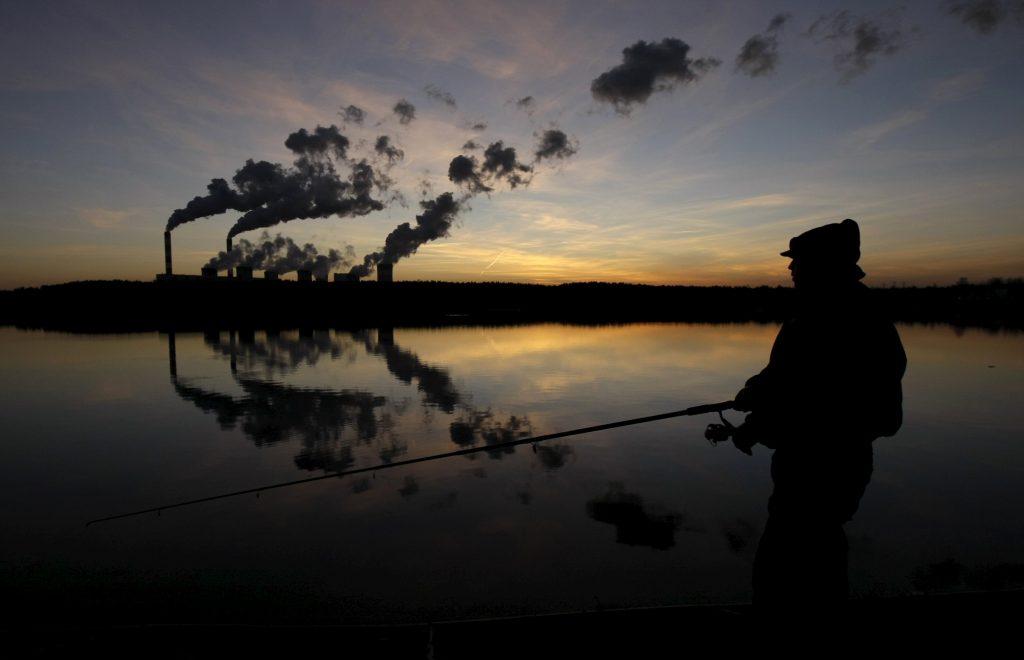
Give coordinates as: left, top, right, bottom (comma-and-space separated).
168, 328, 570, 502
587, 482, 702, 550
398, 476, 420, 498
723, 518, 758, 556
355, 329, 461, 413
535, 443, 574, 470
449, 410, 532, 459
172, 374, 386, 472
205, 329, 357, 378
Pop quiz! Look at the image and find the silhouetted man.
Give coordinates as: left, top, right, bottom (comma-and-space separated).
732, 218, 906, 609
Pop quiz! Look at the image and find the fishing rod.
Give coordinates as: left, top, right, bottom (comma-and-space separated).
87, 400, 736, 526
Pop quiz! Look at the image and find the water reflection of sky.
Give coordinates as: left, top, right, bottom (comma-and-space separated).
0, 323, 1022, 624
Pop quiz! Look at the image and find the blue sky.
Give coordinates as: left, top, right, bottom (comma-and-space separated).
1, 0, 1021, 287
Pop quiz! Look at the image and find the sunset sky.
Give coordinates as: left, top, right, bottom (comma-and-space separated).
1, 0, 1022, 289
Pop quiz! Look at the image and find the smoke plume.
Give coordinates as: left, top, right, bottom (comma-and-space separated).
339, 104, 366, 125
735, 13, 790, 77
393, 99, 416, 124
374, 135, 404, 163
226, 158, 386, 238
514, 96, 536, 115
448, 140, 534, 192
481, 141, 532, 188
348, 192, 463, 278
807, 11, 904, 81
591, 38, 721, 113
534, 129, 578, 161
205, 232, 357, 279
424, 84, 457, 108
166, 125, 390, 236
284, 125, 350, 159
946, 0, 1023, 33
448, 155, 492, 194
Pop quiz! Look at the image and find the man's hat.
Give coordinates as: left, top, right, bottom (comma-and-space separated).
781, 218, 860, 264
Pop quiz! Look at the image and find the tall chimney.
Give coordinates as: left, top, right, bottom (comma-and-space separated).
226, 237, 234, 278
167, 331, 177, 378
164, 231, 172, 275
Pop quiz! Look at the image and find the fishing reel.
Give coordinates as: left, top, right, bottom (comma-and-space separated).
705, 410, 756, 455
704, 410, 735, 446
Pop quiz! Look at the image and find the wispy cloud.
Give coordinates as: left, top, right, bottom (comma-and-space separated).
530, 214, 599, 232
928, 70, 986, 102
842, 110, 929, 150
79, 207, 134, 229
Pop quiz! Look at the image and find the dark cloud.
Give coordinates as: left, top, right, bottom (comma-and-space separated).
348, 192, 463, 278
945, 0, 1023, 33
462, 139, 481, 150
534, 129, 578, 161
808, 11, 904, 81
205, 232, 356, 279
393, 99, 416, 124
590, 38, 721, 113
735, 13, 790, 77
470, 122, 488, 131
424, 84, 457, 108
374, 135, 404, 163
339, 104, 366, 125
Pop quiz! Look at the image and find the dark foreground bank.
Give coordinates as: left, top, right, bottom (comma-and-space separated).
2, 279, 1021, 331
8, 591, 1023, 658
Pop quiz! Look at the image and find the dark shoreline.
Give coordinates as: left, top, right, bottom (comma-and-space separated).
2, 278, 1021, 332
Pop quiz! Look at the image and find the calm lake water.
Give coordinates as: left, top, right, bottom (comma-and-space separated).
1, 323, 1022, 624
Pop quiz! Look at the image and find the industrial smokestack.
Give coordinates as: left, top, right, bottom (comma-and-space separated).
164, 231, 173, 275
167, 331, 177, 378
297, 269, 313, 283
237, 265, 253, 281
226, 237, 234, 278
377, 262, 394, 283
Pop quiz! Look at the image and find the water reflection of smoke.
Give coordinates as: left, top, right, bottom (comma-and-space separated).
449, 410, 532, 460
170, 328, 568, 497
171, 374, 386, 471
205, 329, 355, 377
586, 482, 697, 550
355, 329, 460, 412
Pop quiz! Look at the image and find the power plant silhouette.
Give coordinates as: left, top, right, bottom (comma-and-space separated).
160, 231, 393, 283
